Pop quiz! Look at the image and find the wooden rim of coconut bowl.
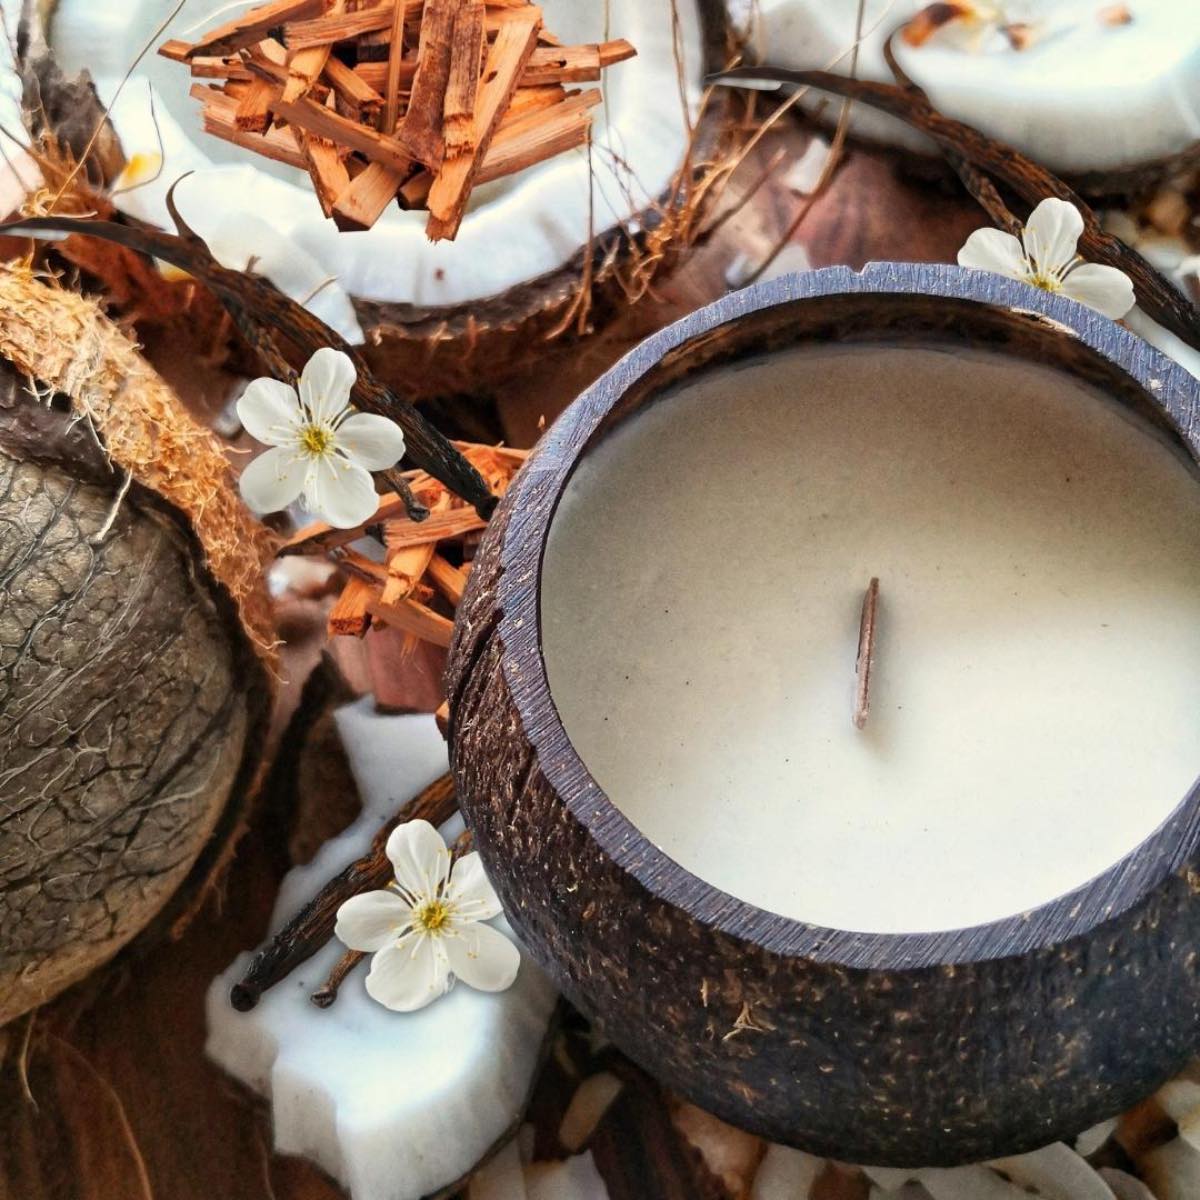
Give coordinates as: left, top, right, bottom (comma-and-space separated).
447, 262, 1200, 1168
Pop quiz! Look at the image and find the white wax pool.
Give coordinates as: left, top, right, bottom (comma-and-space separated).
541, 344, 1200, 933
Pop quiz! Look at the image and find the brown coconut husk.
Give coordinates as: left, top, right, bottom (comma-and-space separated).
0, 266, 276, 1023
0, 264, 277, 657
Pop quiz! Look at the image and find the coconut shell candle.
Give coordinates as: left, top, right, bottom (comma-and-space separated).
447, 264, 1200, 1166
751, 0, 1200, 194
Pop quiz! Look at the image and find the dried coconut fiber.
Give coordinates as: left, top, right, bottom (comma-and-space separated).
0, 266, 275, 1025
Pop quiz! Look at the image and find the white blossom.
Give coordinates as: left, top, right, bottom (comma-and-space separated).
236, 347, 406, 528
958, 197, 1135, 320
335, 820, 521, 1013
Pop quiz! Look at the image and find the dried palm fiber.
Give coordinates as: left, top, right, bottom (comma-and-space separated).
0, 265, 275, 1026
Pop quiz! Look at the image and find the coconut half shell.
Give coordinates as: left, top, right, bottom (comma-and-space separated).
0, 269, 274, 1025
41, 0, 735, 398
750, 0, 1200, 195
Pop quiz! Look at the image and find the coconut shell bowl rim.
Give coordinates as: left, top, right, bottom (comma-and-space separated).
489, 261, 1200, 973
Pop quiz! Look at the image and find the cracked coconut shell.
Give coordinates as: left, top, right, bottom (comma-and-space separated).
0, 268, 275, 1026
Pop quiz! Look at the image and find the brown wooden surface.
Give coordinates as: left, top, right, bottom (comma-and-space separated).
0, 123, 983, 1199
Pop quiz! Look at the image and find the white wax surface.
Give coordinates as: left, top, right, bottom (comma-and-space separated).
541, 345, 1200, 933
753, 0, 1200, 176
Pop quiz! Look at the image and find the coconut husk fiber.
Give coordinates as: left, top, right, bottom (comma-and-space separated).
0, 267, 276, 1025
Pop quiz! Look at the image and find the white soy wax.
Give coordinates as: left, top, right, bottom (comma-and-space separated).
540, 344, 1200, 933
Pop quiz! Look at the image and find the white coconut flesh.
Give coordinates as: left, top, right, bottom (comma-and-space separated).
48, 0, 705, 342
752, 0, 1200, 179
0, 0, 37, 214
205, 703, 559, 1200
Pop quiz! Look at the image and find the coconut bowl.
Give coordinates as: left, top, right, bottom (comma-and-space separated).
446, 263, 1200, 1166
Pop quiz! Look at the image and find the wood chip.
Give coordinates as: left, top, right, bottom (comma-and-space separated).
327, 574, 377, 637
443, 0, 486, 156
426, 5, 542, 240
189, 0, 329, 58
367, 596, 455, 647
332, 161, 408, 230
284, 0, 420, 51
158, 39, 192, 63
235, 75, 279, 133
522, 39, 635, 85
302, 133, 352, 216
281, 0, 342, 108
274, 92, 418, 170
398, 0, 459, 168
324, 56, 385, 118
196, 85, 308, 169
478, 88, 598, 186
383, 0, 410, 132
380, 488, 451, 605
189, 55, 253, 82
426, 553, 468, 606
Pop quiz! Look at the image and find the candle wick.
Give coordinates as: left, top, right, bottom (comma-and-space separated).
854, 577, 880, 731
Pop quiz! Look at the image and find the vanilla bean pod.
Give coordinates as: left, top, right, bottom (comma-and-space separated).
310, 948, 366, 1008
880, 34, 1022, 238
1, 202, 496, 517
712, 66, 1200, 351
231, 772, 458, 1010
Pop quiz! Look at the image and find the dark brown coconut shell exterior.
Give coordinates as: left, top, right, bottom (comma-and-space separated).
448, 263, 1200, 1167
356, 0, 738, 400
0, 369, 271, 1025
797, 108, 1200, 201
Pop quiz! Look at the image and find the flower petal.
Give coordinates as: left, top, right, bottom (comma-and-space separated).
1022, 197, 1083, 275
445, 852, 503, 921
237, 377, 301, 446
238, 446, 305, 515
365, 934, 452, 1012
334, 412, 408, 471
957, 227, 1025, 280
386, 819, 451, 901
444, 923, 521, 994
299, 347, 357, 424
1061, 262, 1136, 320
334, 889, 412, 952
303, 454, 379, 529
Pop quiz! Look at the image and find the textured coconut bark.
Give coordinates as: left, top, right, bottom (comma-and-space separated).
0, 373, 271, 1027
447, 264, 1200, 1167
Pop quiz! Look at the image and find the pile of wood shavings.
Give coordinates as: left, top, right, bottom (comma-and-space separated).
160, 0, 635, 239
281, 439, 525, 672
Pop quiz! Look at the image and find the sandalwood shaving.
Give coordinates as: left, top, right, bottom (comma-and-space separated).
160, 0, 636, 238
289, 441, 526, 652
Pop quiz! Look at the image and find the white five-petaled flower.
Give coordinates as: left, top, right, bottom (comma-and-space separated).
236, 347, 406, 529
957, 197, 1135, 320
334, 819, 521, 1013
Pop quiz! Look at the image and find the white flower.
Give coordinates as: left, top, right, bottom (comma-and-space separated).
334, 819, 521, 1013
957, 197, 1135, 320
236, 347, 406, 529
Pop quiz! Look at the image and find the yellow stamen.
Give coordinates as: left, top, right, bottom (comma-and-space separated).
414, 899, 452, 934
1026, 270, 1062, 293
299, 425, 334, 456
